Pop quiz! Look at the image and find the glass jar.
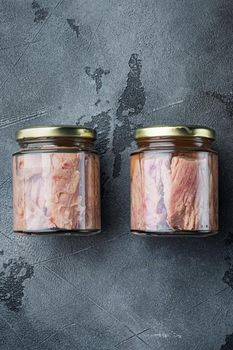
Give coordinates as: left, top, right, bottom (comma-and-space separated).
12, 126, 101, 235
130, 125, 218, 237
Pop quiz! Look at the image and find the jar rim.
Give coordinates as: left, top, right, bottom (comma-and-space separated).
16, 125, 96, 141
134, 125, 215, 140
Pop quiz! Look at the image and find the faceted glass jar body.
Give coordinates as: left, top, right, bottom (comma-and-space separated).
12, 136, 101, 235
130, 136, 218, 237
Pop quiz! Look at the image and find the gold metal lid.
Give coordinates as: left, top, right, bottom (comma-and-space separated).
16, 125, 96, 141
134, 125, 215, 140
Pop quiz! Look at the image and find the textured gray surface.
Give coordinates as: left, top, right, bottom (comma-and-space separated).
0, 0, 233, 349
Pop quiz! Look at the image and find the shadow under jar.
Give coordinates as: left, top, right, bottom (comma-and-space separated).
12, 126, 101, 236
130, 125, 218, 237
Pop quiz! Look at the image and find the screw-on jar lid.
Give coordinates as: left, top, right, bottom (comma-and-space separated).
134, 125, 215, 140
16, 125, 96, 141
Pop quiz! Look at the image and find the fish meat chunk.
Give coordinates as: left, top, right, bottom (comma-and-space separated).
13, 151, 100, 233
130, 151, 218, 234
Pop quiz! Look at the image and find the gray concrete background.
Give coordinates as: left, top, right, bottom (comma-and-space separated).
0, 0, 233, 349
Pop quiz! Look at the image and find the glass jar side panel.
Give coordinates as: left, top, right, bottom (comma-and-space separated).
130, 151, 218, 234
12, 151, 100, 232
84, 152, 101, 230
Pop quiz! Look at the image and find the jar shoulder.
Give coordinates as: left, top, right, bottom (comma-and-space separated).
13, 148, 99, 156
130, 148, 218, 156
